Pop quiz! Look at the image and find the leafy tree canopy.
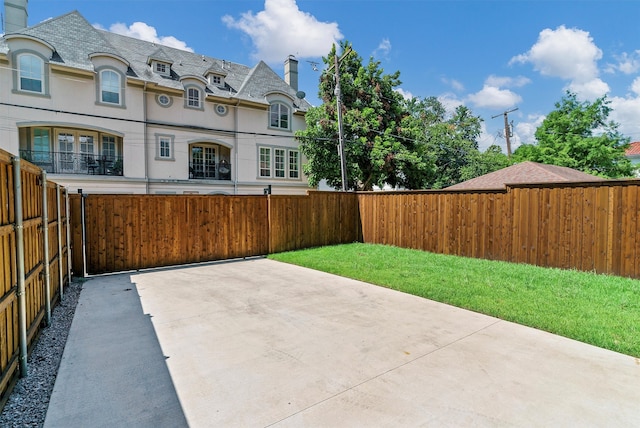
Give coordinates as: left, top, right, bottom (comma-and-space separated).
296, 42, 433, 190
513, 91, 634, 178
297, 43, 513, 190
403, 96, 508, 189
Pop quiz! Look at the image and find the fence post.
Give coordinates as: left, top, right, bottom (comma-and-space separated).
12, 157, 28, 377
80, 190, 88, 277
65, 189, 72, 282
42, 171, 51, 326
56, 184, 64, 300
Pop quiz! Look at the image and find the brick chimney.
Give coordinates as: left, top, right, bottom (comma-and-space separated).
284, 55, 298, 92
4, 0, 28, 33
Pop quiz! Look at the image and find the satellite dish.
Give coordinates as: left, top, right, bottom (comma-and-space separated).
296, 90, 306, 99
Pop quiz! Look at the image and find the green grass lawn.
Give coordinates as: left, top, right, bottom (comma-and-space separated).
268, 243, 640, 358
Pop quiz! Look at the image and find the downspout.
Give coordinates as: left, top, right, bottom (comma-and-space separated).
143, 82, 150, 194
13, 157, 28, 377
56, 184, 63, 300
41, 171, 51, 326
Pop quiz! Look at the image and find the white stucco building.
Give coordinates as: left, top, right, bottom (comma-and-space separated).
0, 4, 313, 194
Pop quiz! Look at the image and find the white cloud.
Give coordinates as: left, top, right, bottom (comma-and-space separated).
441, 77, 464, 92
222, 0, 343, 63
477, 122, 498, 151
511, 25, 611, 100
606, 50, 640, 75
609, 95, 640, 141
467, 85, 522, 109
373, 38, 392, 59
510, 26, 602, 81
485, 75, 530, 88
567, 78, 610, 100
104, 22, 194, 52
437, 93, 464, 113
631, 77, 640, 96
395, 88, 414, 100
515, 114, 545, 145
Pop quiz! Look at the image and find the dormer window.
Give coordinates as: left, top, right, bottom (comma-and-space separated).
208, 73, 224, 87
153, 61, 171, 77
18, 53, 45, 93
184, 85, 203, 110
269, 102, 290, 130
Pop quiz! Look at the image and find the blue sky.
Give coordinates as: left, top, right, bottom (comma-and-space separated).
26, 0, 640, 152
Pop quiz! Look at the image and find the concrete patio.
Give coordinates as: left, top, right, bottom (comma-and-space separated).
44, 258, 640, 427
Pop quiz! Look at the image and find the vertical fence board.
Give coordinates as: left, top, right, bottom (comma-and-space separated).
0, 150, 70, 404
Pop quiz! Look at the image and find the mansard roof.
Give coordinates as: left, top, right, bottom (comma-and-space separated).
0, 10, 311, 110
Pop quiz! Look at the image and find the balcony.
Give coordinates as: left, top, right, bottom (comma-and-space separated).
19, 151, 124, 176
189, 161, 231, 180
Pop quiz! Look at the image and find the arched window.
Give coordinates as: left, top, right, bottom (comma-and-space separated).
269, 102, 290, 130
100, 70, 121, 104
187, 87, 201, 108
18, 53, 44, 93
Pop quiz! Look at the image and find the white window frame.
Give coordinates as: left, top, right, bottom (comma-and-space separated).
274, 148, 286, 178
269, 102, 290, 130
100, 70, 120, 104
155, 62, 169, 76
185, 86, 203, 110
156, 134, 175, 161
209, 74, 223, 86
259, 147, 271, 178
17, 53, 45, 94
258, 146, 300, 180
96, 68, 125, 107
288, 149, 300, 179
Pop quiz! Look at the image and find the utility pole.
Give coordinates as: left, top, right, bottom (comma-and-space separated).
327, 45, 352, 192
492, 108, 518, 158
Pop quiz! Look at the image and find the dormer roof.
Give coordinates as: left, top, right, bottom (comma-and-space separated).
0, 10, 312, 111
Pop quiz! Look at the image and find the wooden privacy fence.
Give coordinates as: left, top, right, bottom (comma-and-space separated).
0, 149, 71, 406
73, 192, 361, 275
357, 180, 640, 279
74, 181, 639, 279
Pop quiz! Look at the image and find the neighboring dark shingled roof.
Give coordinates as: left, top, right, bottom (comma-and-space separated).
626, 142, 640, 156
1, 10, 311, 110
447, 161, 605, 190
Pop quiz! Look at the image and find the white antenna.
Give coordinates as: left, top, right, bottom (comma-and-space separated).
307, 61, 319, 71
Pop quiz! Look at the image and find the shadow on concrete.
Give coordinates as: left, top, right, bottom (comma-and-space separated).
44, 274, 188, 428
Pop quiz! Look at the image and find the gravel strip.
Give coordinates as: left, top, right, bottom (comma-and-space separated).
0, 280, 83, 428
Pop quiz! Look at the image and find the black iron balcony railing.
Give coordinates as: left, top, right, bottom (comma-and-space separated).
19, 150, 124, 176
189, 161, 231, 180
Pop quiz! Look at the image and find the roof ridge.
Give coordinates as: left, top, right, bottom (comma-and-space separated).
528, 161, 576, 181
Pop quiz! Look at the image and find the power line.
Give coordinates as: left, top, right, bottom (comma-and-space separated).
0, 101, 299, 140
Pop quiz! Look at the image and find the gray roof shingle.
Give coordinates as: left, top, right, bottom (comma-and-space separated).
1, 10, 311, 110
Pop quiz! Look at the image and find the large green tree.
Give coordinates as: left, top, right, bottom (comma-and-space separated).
403, 96, 500, 189
513, 91, 634, 178
296, 42, 433, 190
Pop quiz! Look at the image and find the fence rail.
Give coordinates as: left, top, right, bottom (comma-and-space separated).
72, 181, 640, 279
0, 149, 70, 408
74, 192, 360, 275
357, 181, 640, 279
